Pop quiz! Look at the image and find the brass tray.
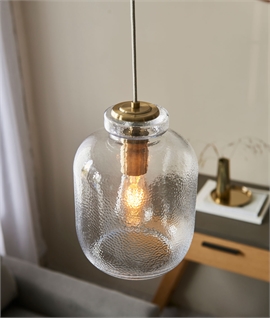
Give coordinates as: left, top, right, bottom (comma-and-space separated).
211, 185, 252, 207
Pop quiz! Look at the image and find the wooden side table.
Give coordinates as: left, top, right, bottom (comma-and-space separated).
153, 174, 270, 309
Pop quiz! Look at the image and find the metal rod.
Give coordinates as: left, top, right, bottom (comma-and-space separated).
130, 0, 138, 106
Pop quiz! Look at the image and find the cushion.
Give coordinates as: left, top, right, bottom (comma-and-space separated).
2, 256, 160, 317
2, 304, 43, 317
1, 257, 18, 310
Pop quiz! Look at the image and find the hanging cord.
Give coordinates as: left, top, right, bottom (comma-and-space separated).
130, 0, 139, 108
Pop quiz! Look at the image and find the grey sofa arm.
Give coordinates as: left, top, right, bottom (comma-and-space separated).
2, 256, 159, 317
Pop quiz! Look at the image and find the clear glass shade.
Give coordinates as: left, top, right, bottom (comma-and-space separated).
74, 104, 198, 280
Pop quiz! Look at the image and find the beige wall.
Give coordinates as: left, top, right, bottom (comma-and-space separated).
19, 1, 269, 316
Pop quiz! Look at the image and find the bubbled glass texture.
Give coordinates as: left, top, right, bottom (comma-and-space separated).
74, 129, 198, 280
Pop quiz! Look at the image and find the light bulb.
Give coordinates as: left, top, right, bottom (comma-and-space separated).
125, 176, 145, 210
117, 139, 149, 227
117, 175, 148, 227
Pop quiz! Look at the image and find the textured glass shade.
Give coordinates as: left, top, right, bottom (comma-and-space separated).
74, 104, 198, 280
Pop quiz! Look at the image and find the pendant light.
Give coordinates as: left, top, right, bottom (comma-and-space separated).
74, 0, 198, 280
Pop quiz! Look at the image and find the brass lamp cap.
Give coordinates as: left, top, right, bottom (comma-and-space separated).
111, 101, 160, 122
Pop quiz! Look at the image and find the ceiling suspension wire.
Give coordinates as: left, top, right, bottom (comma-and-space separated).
130, 0, 138, 107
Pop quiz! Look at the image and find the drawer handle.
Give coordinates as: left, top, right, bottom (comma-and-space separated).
202, 242, 242, 255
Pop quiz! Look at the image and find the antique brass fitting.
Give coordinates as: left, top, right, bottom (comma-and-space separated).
121, 140, 148, 176
111, 101, 159, 122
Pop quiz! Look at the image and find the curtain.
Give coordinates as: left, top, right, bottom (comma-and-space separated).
0, 2, 45, 263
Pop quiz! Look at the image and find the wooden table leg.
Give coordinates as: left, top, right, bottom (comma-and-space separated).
152, 259, 189, 310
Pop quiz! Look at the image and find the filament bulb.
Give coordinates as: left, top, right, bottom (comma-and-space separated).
123, 175, 147, 226
119, 140, 149, 227
125, 176, 145, 209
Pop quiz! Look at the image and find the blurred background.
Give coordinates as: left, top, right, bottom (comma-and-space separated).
1, 1, 269, 317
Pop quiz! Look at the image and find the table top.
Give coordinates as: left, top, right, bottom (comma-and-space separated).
195, 174, 270, 250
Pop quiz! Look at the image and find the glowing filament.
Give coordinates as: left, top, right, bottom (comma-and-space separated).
124, 176, 146, 226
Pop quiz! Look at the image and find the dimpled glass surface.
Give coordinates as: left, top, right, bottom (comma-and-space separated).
74, 127, 198, 280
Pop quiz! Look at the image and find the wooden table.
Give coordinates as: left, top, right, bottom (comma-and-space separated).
152, 174, 270, 309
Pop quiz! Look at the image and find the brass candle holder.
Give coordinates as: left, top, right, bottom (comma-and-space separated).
211, 158, 252, 207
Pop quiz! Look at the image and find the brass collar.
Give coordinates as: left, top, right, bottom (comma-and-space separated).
111, 101, 159, 122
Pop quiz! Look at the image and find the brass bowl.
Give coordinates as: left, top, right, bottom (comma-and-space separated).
211, 185, 252, 207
